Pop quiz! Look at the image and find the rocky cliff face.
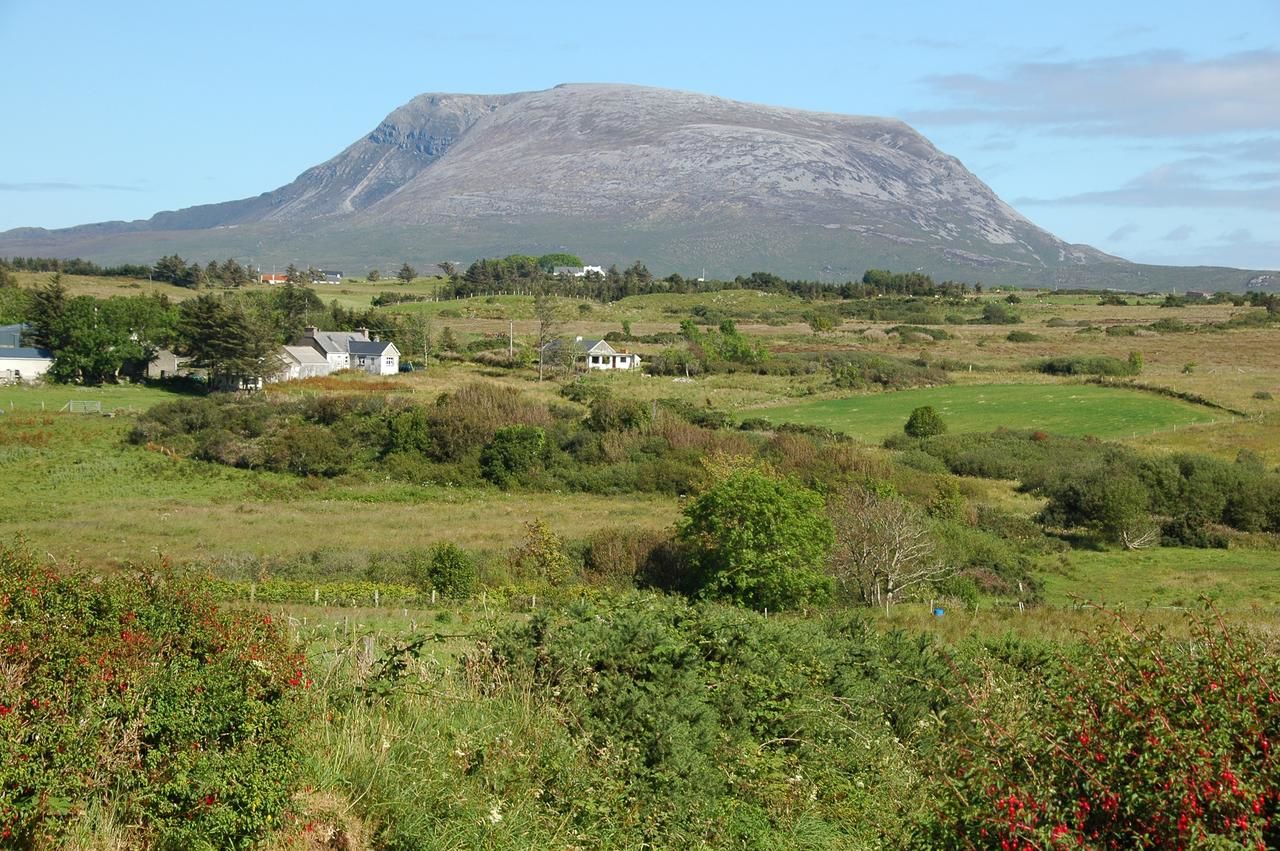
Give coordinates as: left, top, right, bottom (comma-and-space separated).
0, 83, 1164, 283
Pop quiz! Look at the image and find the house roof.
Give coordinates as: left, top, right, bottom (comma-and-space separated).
282, 345, 329, 365
541, 337, 621, 356
0, 347, 53, 361
349, 339, 396, 356
0, 323, 29, 347
302, 330, 370, 354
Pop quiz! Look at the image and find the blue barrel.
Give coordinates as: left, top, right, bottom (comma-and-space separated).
932, 607, 945, 617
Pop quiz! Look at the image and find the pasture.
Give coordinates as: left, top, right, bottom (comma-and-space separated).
743, 382, 1223, 441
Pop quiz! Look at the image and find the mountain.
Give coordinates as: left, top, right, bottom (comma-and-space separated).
0, 84, 1268, 289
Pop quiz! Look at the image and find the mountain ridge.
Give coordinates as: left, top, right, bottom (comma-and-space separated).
1, 83, 1270, 289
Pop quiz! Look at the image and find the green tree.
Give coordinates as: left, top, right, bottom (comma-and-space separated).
480, 425, 546, 486
177, 294, 275, 390
397, 263, 416, 284
904, 405, 947, 438
1041, 467, 1156, 549
536, 253, 583, 272
366, 268, 380, 282
25, 276, 69, 350
679, 466, 833, 610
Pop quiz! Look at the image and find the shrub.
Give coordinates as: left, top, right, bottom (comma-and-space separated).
1005, 330, 1041, 343
582, 528, 672, 588
479, 424, 546, 486
261, 422, 352, 476
904, 405, 947, 438
935, 608, 1280, 848
976, 302, 1021, 324
829, 353, 947, 391
587, 397, 652, 432
0, 545, 307, 847
1031, 355, 1138, 377
415, 542, 477, 597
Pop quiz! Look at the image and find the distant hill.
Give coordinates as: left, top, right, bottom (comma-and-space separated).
1, 83, 1271, 290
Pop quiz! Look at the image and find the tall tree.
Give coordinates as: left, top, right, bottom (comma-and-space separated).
397, 263, 417, 284
177, 294, 275, 390
679, 464, 833, 611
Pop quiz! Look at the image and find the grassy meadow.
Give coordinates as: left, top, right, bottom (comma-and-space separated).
742, 382, 1224, 441
6, 274, 1280, 847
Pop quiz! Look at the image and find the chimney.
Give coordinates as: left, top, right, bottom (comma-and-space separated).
356, 327, 369, 339
304, 326, 318, 338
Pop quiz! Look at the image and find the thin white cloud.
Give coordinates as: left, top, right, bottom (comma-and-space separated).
1016, 158, 1280, 210
1163, 225, 1195, 242
1107, 223, 1140, 241
0, 181, 142, 192
908, 49, 1280, 136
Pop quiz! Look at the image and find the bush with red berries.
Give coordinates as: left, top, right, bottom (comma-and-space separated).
932, 607, 1280, 848
0, 544, 309, 848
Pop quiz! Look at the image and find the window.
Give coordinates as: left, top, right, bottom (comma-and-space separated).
385, 358, 393, 366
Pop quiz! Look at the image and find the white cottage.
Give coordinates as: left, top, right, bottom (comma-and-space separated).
296, 327, 399, 376
544, 336, 640, 371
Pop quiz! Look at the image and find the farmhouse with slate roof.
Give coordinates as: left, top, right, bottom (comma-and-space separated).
296, 327, 400, 376
543, 336, 640, 371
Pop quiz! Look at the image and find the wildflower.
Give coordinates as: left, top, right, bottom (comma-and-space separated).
0, 705, 10, 717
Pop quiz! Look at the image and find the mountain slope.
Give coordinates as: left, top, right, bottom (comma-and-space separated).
0, 83, 1266, 288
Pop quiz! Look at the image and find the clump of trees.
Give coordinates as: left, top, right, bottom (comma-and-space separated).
907, 430, 1280, 548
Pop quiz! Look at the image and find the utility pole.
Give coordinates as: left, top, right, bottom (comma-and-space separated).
509, 320, 514, 359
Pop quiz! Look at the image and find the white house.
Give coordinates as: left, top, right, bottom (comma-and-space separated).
0, 347, 54, 383
545, 336, 640, 371
273, 345, 333, 382
349, 338, 400, 375
552, 265, 607, 278
296, 327, 399, 376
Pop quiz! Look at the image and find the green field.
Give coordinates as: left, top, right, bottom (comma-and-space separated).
0, 381, 192, 413
1041, 547, 1280, 611
745, 383, 1223, 441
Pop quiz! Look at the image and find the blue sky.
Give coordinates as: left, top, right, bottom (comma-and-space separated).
2, 0, 1276, 269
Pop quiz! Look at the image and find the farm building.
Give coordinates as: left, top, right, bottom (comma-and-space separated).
0, 323, 26, 348
274, 345, 332, 382
0, 347, 54, 383
0, 324, 53, 383
146, 348, 195, 380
